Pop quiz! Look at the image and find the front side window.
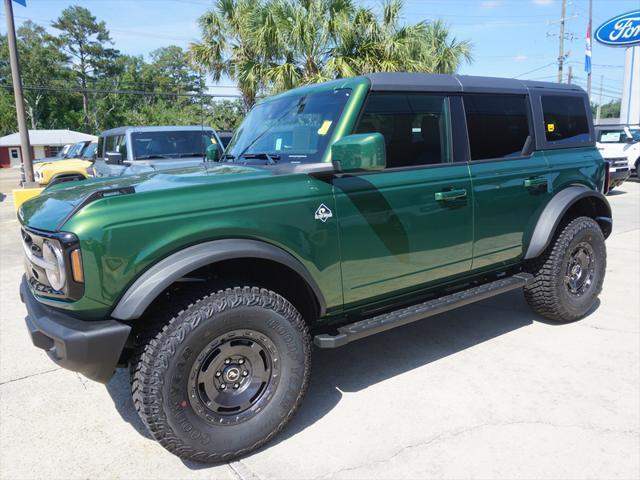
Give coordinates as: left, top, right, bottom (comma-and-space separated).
225, 89, 351, 163
355, 93, 451, 168
104, 136, 118, 153
131, 131, 213, 160
464, 94, 530, 161
541, 95, 589, 145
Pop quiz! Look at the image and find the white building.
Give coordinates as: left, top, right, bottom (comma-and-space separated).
0, 129, 97, 168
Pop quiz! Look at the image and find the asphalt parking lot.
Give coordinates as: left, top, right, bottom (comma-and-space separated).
0, 168, 638, 479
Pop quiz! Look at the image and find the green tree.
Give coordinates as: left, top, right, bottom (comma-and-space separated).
190, 0, 270, 110
596, 100, 621, 119
0, 88, 17, 136
147, 46, 204, 95
191, 0, 473, 104
206, 99, 245, 130
52, 6, 119, 132
0, 22, 69, 129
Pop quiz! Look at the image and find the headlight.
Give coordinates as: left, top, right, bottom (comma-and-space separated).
42, 240, 66, 290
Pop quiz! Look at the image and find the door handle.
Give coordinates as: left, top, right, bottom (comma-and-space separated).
435, 189, 467, 201
524, 177, 548, 189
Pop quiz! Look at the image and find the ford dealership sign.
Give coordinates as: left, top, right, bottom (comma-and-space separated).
595, 11, 640, 47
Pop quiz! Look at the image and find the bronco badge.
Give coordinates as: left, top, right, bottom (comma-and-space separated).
314, 204, 333, 222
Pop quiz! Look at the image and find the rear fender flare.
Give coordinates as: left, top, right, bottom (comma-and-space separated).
524, 186, 611, 260
111, 239, 326, 320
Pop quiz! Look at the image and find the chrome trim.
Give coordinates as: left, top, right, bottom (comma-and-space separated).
42, 240, 66, 290
22, 240, 56, 270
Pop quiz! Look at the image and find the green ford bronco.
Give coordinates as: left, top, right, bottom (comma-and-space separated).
19, 73, 611, 463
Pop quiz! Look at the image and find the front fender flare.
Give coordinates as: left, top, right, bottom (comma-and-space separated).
524, 186, 611, 260
111, 239, 327, 320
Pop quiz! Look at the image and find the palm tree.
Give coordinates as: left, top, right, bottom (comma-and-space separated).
190, 0, 272, 110
262, 0, 357, 92
190, 0, 473, 105
421, 20, 473, 73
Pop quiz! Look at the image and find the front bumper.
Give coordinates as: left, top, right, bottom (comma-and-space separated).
20, 276, 130, 383
609, 168, 631, 188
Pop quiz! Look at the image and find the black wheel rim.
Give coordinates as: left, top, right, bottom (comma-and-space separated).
565, 241, 596, 297
188, 329, 280, 425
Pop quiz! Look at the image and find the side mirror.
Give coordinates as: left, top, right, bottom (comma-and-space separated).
205, 143, 220, 162
105, 152, 123, 165
331, 133, 386, 172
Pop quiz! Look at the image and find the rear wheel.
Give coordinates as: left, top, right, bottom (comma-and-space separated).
131, 286, 311, 463
524, 216, 606, 323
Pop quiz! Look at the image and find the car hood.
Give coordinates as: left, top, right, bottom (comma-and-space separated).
18, 163, 269, 232
33, 156, 64, 164
34, 158, 91, 171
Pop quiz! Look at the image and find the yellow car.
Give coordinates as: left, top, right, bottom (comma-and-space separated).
33, 141, 97, 186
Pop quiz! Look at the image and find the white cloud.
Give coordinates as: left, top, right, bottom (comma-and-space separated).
533, 0, 554, 5
514, 55, 528, 62
480, 1, 502, 7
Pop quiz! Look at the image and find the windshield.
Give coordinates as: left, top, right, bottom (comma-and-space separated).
66, 142, 85, 158
82, 143, 97, 160
598, 130, 626, 143
131, 130, 214, 160
225, 89, 351, 163
629, 128, 640, 141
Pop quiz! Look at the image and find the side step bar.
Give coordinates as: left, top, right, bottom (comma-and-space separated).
314, 273, 534, 349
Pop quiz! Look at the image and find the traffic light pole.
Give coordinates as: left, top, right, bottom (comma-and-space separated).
4, 0, 35, 185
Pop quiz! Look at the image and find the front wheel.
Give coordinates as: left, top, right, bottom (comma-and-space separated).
131, 286, 311, 463
524, 216, 606, 323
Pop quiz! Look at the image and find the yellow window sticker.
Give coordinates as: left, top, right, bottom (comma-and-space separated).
547, 122, 555, 133
317, 120, 332, 136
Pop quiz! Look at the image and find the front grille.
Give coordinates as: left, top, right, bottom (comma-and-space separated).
21, 228, 65, 297
20, 227, 84, 301
606, 157, 629, 168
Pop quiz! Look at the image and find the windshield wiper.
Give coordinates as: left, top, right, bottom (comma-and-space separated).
241, 152, 281, 165
221, 153, 235, 161
176, 152, 204, 158
135, 154, 172, 160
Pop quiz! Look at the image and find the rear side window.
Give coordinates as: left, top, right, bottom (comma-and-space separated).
463, 94, 530, 161
541, 95, 589, 145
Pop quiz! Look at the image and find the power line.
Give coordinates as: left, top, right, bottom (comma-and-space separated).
514, 62, 558, 79
0, 83, 242, 99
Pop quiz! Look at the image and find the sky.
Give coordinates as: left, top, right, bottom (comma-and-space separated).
1, 0, 639, 103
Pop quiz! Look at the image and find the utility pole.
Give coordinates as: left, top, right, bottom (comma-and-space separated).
3, 0, 34, 185
557, 0, 566, 83
586, 0, 592, 97
568, 65, 573, 84
596, 75, 603, 124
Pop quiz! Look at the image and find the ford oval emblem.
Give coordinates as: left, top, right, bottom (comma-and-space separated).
595, 10, 640, 47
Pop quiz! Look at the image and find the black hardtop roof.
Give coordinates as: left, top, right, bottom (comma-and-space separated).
363, 73, 585, 95
99, 125, 215, 137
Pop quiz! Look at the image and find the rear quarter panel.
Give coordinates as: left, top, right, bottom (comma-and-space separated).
521, 145, 605, 253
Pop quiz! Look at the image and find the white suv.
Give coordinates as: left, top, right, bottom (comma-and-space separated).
596, 126, 640, 188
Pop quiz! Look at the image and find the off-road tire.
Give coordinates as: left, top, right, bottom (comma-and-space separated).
130, 286, 311, 463
524, 216, 606, 323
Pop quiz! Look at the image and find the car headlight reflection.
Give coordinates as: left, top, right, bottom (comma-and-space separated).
42, 240, 66, 291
